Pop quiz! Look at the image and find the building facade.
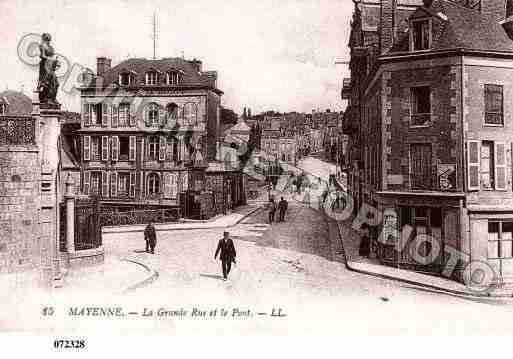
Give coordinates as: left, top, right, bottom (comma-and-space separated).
343, 0, 513, 284
78, 57, 222, 211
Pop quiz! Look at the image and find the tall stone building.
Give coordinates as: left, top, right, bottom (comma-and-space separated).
78, 57, 223, 211
342, 0, 513, 284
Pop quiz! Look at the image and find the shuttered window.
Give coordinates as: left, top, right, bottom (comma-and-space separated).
111, 136, 119, 161
111, 105, 118, 128
467, 140, 480, 191
129, 136, 136, 161
83, 171, 90, 195
110, 172, 118, 197
119, 103, 129, 127
102, 103, 109, 127
83, 136, 91, 161
159, 136, 166, 161
130, 172, 136, 197
102, 171, 109, 198
101, 136, 109, 161
181, 171, 188, 192
410, 144, 432, 190
83, 103, 90, 126
495, 142, 507, 190
163, 173, 178, 198
129, 103, 136, 127
485, 84, 503, 125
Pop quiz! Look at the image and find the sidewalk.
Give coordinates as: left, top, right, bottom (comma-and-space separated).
102, 203, 262, 234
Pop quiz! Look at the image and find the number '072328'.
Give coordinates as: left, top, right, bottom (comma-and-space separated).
53, 340, 86, 349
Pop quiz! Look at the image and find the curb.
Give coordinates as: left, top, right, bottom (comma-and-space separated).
119, 258, 159, 294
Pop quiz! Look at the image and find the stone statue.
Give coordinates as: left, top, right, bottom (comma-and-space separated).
38, 33, 60, 105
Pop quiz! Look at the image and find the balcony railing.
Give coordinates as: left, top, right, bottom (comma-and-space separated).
410, 113, 431, 127
0, 116, 36, 146
99, 208, 181, 227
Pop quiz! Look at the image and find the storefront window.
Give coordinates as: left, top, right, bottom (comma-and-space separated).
488, 221, 513, 259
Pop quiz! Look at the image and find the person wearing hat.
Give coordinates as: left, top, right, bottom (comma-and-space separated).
144, 221, 157, 254
214, 231, 237, 280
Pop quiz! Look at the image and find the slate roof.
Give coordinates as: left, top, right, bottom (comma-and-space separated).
388, 0, 513, 54
0, 90, 31, 116
92, 57, 222, 93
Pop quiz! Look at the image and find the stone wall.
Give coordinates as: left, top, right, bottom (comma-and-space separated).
0, 141, 41, 273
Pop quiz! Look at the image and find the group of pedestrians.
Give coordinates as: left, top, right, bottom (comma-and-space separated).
267, 196, 288, 224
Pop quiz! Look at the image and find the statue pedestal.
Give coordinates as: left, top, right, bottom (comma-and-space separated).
33, 94, 64, 288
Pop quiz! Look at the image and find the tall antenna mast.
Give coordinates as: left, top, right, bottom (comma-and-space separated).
151, 12, 158, 59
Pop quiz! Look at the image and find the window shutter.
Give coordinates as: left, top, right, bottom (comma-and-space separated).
159, 136, 166, 161
179, 137, 185, 161
83, 103, 90, 127
141, 138, 145, 162
495, 141, 507, 190
167, 141, 174, 162
130, 172, 136, 197
102, 103, 109, 127
171, 173, 178, 198
112, 105, 118, 128
129, 136, 136, 161
102, 171, 109, 197
101, 136, 109, 161
112, 136, 119, 161
181, 171, 188, 192
83, 171, 90, 195
110, 172, 118, 197
83, 135, 91, 161
129, 103, 136, 127
467, 140, 480, 191
163, 173, 171, 198
159, 105, 166, 128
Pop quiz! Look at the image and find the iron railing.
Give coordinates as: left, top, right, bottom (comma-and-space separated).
99, 208, 181, 227
0, 116, 36, 145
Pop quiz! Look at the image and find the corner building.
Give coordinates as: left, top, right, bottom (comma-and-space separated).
78, 57, 222, 212
343, 0, 513, 284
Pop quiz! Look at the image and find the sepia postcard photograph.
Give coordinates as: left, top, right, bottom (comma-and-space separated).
3, 0, 513, 351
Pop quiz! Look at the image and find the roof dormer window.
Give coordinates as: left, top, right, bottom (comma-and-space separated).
145, 71, 159, 85
167, 71, 181, 85
0, 103, 7, 115
411, 19, 431, 51
119, 72, 133, 86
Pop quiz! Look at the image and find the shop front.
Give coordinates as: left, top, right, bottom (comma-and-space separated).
374, 191, 464, 280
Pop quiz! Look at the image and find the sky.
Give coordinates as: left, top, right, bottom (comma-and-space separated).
0, 0, 352, 115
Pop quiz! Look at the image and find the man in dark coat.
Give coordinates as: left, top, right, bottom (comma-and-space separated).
214, 231, 237, 280
144, 221, 157, 254
278, 197, 288, 222
268, 197, 277, 224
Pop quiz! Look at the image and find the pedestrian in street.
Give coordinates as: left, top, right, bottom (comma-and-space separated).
268, 197, 277, 224
278, 196, 288, 222
359, 223, 371, 258
214, 231, 237, 280
144, 221, 157, 254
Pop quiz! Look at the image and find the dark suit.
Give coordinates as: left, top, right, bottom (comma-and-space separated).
144, 224, 157, 254
278, 199, 288, 222
215, 237, 236, 279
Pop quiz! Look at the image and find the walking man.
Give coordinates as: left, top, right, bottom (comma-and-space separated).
144, 221, 157, 254
268, 197, 277, 224
278, 196, 288, 222
214, 231, 237, 280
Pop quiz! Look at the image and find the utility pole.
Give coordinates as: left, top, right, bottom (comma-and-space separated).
151, 12, 158, 60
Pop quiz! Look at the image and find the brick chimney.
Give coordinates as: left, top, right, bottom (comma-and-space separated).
481, 0, 507, 22
380, 0, 396, 54
96, 57, 111, 77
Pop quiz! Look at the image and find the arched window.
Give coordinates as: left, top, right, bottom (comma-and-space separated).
166, 103, 178, 128
167, 71, 181, 85
145, 71, 159, 85
182, 103, 198, 126
147, 173, 160, 195
145, 103, 160, 127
